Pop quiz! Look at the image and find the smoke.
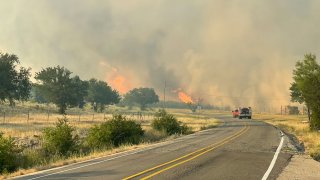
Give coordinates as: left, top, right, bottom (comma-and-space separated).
1, 0, 320, 110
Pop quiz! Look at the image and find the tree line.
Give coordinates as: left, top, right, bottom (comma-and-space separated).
0, 52, 159, 114
290, 53, 320, 130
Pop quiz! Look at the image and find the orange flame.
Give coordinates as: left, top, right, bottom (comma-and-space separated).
108, 70, 131, 94
178, 91, 194, 103
110, 75, 131, 94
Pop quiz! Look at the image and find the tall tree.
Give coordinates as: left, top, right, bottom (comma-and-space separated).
0, 53, 32, 106
35, 66, 88, 114
86, 79, 120, 112
290, 54, 320, 130
123, 88, 159, 110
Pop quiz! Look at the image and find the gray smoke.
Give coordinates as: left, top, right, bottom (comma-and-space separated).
1, 0, 320, 110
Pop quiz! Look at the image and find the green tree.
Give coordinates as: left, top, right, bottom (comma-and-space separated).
151, 109, 190, 135
123, 88, 159, 110
86, 79, 120, 112
86, 114, 144, 148
290, 54, 320, 130
42, 118, 79, 156
35, 66, 88, 114
0, 53, 32, 106
0, 132, 20, 174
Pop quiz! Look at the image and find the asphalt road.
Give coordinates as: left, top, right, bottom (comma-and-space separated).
15, 115, 291, 180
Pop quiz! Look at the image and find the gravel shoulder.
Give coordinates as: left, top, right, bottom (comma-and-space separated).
277, 155, 320, 180
277, 129, 320, 179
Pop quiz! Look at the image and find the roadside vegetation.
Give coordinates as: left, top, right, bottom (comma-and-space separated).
0, 51, 218, 178
0, 106, 219, 178
151, 109, 192, 135
290, 54, 320, 130
254, 114, 320, 161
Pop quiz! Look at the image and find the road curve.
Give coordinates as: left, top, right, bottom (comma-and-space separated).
15, 115, 291, 180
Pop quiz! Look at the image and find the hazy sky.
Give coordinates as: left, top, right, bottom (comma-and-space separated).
1, 0, 320, 109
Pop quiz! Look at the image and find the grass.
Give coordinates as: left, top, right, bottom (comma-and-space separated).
0, 102, 221, 178
254, 113, 320, 161
2, 142, 158, 179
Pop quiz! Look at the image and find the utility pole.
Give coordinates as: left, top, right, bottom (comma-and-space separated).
163, 80, 166, 109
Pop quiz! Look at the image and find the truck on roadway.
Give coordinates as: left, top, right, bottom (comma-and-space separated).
232, 109, 240, 118
238, 107, 252, 119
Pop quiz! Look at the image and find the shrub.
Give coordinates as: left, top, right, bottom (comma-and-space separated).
143, 129, 168, 142
151, 109, 190, 135
19, 149, 46, 169
42, 117, 79, 156
86, 114, 144, 149
0, 132, 20, 174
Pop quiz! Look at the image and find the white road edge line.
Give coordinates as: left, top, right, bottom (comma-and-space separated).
15, 121, 224, 180
261, 132, 284, 180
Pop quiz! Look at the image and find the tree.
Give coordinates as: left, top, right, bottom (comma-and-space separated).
123, 88, 159, 110
35, 66, 88, 114
86, 79, 120, 112
42, 117, 79, 156
0, 53, 32, 106
290, 54, 320, 130
151, 109, 190, 135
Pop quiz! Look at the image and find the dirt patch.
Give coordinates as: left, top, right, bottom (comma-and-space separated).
277, 155, 320, 180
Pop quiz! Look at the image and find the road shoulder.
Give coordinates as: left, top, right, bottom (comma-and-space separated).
276, 127, 320, 179
277, 154, 320, 180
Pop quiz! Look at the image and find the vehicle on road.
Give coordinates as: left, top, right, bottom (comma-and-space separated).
232, 109, 240, 118
239, 107, 252, 119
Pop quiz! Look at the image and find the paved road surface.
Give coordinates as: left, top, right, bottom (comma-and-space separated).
15, 115, 291, 180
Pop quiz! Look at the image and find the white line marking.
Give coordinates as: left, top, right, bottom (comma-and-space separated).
16, 122, 225, 180
26, 147, 159, 180
261, 133, 284, 180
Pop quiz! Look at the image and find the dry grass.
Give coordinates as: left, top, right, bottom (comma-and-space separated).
0, 107, 219, 138
2, 142, 155, 179
0, 105, 221, 179
254, 114, 320, 160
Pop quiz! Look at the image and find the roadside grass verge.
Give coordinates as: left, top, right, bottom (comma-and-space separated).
254, 114, 320, 161
0, 108, 220, 179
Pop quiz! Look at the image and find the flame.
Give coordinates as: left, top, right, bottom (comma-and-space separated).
107, 67, 131, 94
178, 91, 194, 103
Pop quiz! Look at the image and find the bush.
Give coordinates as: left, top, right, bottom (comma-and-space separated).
151, 109, 190, 135
143, 129, 168, 142
86, 114, 144, 149
0, 132, 20, 174
42, 117, 79, 156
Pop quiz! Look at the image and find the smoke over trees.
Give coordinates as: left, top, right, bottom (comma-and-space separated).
1, 1, 320, 109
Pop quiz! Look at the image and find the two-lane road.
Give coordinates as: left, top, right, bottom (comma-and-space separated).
15, 115, 291, 180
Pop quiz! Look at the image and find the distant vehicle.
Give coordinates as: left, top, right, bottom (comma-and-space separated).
232, 109, 240, 118
239, 107, 252, 119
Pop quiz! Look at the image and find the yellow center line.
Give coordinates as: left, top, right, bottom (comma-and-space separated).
123, 123, 249, 180
141, 125, 249, 180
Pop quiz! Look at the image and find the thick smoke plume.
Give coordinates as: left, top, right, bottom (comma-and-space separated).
1, 0, 320, 110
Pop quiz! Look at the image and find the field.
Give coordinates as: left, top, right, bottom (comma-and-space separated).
0, 102, 219, 139
0, 102, 218, 151
0, 102, 221, 178
254, 113, 320, 161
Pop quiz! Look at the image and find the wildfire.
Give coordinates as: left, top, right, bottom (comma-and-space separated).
107, 68, 131, 94
178, 91, 194, 104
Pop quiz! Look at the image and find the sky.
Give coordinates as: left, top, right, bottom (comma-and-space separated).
1, 0, 320, 110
